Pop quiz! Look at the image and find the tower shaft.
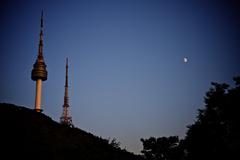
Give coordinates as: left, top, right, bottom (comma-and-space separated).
35, 79, 42, 112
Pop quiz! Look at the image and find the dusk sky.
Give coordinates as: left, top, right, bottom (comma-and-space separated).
1, 0, 240, 154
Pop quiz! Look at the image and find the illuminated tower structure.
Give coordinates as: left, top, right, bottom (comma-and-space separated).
60, 58, 73, 127
31, 12, 48, 112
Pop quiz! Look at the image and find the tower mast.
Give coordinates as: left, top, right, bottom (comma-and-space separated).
31, 11, 48, 112
60, 58, 73, 127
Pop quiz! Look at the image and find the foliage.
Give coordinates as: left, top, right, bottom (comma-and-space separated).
141, 136, 184, 160
108, 137, 121, 149
184, 77, 240, 160
141, 76, 240, 160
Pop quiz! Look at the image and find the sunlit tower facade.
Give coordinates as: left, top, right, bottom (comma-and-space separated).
60, 58, 73, 127
31, 12, 48, 112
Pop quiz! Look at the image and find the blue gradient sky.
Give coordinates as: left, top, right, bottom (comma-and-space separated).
1, 0, 240, 154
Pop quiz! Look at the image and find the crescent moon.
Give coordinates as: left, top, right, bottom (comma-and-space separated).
184, 57, 188, 63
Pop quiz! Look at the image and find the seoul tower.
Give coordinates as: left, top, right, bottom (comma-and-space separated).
60, 58, 73, 127
31, 11, 48, 112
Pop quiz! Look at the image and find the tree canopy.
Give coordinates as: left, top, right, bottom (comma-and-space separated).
141, 136, 184, 160
184, 77, 240, 160
141, 76, 240, 160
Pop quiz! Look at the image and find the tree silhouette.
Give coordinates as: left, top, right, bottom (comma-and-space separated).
141, 136, 184, 160
140, 76, 240, 160
184, 77, 240, 160
107, 137, 121, 149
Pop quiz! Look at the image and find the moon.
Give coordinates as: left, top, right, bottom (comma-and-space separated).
184, 57, 188, 63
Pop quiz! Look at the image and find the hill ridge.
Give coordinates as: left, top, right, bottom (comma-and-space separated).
0, 103, 143, 160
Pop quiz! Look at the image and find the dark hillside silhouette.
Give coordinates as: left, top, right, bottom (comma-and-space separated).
0, 103, 143, 160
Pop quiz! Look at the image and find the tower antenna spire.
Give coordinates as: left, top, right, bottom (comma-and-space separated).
31, 11, 48, 112
38, 10, 44, 58
60, 58, 73, 127
41, 10, 43, 29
